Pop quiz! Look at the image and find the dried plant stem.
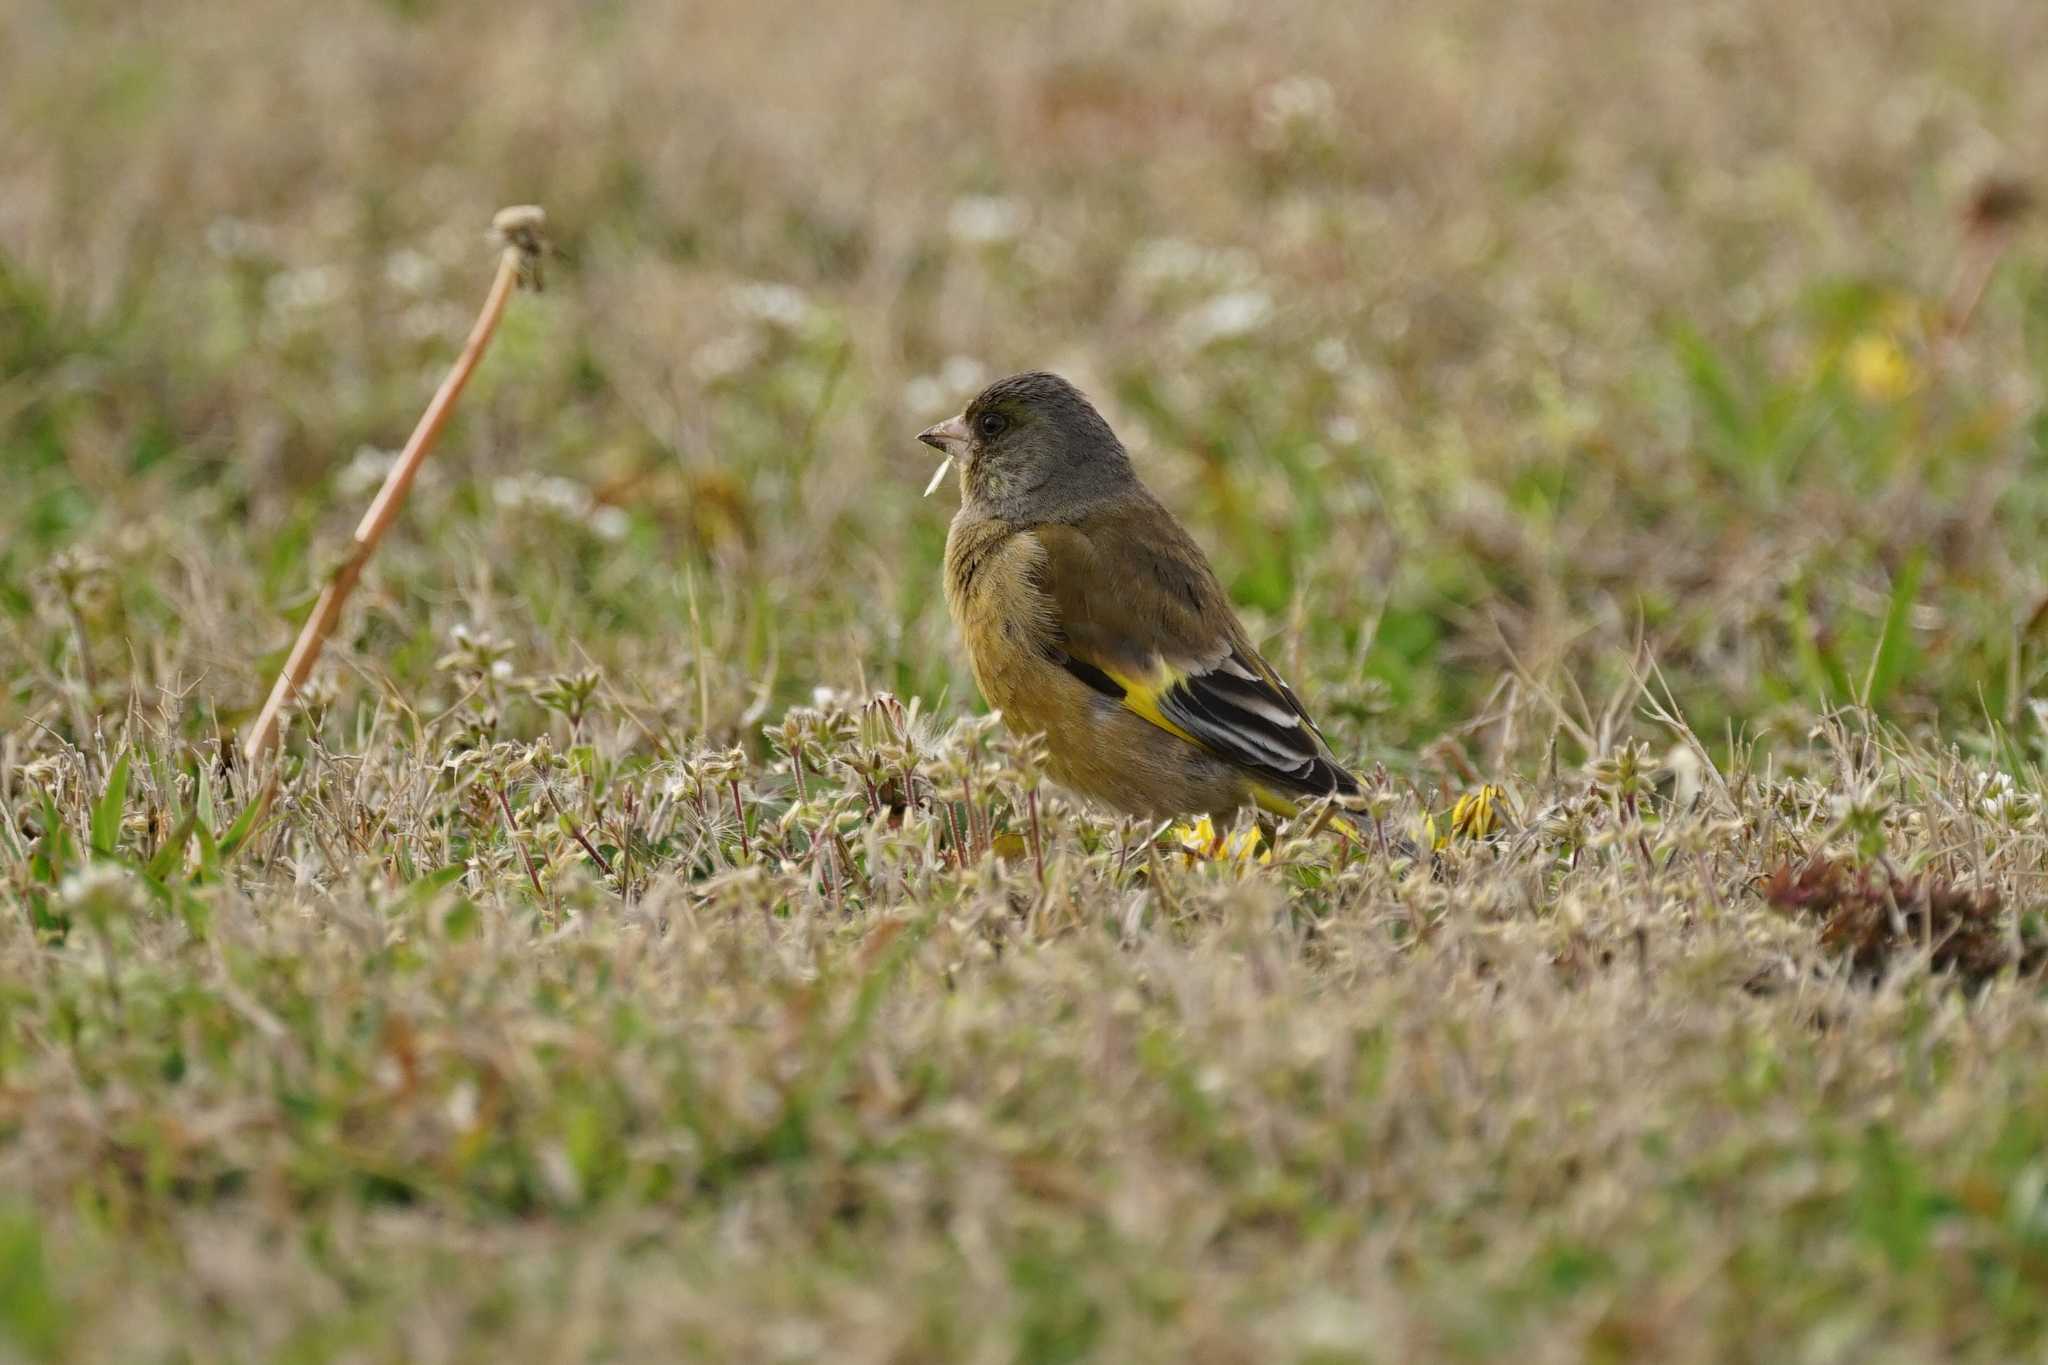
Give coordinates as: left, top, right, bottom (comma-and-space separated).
730, 779, 751, 861
244, 207, 547, 765
1942, 237, 2008, 340
828, 826, 869, 896
940, 798, 965, 869
545, 785, 614, 877
61, 600, 98, 704
1940, 177, 2033, 341
495, 783, 548, 908
961, 768, 981, 860
1027, 788, 1045, 886
816, 825, 842, 913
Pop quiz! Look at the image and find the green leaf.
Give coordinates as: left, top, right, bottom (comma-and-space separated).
439, 899, 480, 941
392, 863, 469, 916
91, 751, 131, 857
144, 747, 181, 823
1788, 585, 1852, 704
194, 768, 218, 836
141, 874, 210, 937
1854, 1123, 1945, 1270
193, 819, 222, 884
144, 813, 198, 883
28, 796, 76, 888
0, 1206, 64, 1357
1861, 549, 1926, 712
215, 794, 267, 860
1670, 324, 1750, 458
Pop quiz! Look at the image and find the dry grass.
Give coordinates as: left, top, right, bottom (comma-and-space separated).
4, 0, 2048, 1360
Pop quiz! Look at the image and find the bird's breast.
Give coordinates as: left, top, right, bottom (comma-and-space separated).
943, 520, 1065, 733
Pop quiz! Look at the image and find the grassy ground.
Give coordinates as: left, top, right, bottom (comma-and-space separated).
5, 0, 2048, 1359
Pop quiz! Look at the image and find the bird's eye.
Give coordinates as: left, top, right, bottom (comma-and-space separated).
976, 411, 1009, 438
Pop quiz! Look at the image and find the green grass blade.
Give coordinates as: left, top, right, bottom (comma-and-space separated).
145, 813, 197, 883
90, 752, 130, 858
215, 795, 267, 860
1861, 549, 1926, 712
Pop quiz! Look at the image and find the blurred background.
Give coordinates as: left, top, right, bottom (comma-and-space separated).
4, 0, 2045, 768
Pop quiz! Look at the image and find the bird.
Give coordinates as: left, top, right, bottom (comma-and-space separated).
918, 370, 1365, 824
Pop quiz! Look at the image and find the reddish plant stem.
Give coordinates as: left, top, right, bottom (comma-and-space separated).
730, 779, 750, 862
245, 217, 541, 764
545, 786, 613, 877
495, 784, 548, 907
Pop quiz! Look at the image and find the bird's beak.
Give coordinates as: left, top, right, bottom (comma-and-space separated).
917, 414, 969, 454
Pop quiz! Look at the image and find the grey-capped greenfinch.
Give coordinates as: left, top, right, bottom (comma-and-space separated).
920, 371, 1362, 821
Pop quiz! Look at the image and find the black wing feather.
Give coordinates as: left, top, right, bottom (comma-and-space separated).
1157, 647, 1360, 797
1056, 651, 1125, 701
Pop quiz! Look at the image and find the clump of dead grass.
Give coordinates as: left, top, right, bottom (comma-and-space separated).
1760, 854, 2044, 985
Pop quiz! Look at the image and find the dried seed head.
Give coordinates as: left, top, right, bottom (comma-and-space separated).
39, 547, 117, 619
1963, 175, 2033, 236
491, 204, 551, 290
1589, 741, 1659, 800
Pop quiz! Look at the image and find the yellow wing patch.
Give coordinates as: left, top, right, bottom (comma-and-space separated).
1095, 663, 1326, 815
1098, 664, 1203, 747
1248, 784, 1303, 818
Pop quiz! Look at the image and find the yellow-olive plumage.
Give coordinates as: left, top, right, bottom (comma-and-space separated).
921, 371, 1361, 821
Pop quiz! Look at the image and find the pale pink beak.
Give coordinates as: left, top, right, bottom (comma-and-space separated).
917, 414, 969, 454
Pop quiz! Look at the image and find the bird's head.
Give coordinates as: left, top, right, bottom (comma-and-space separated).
918, 371, 1135, 520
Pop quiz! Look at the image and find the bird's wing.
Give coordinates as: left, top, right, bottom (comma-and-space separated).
1030, 514, 1358, 803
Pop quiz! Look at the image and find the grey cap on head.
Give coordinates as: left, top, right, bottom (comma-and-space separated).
921, 370, 1137, 522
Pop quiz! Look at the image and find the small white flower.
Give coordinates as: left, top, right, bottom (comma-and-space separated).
1180, 289, 1274, 346
1129, 238, 1262, 293
59, 864, 139, 917
399, 301, 464, 343
537, 1145, 582, 1206
338, 446, 399, 497
939, 355, 987, 392
905, 358, 986, 416
1256, 75, 1337, 145
537, 476, 590, 517
1129, 238, 1208, 289
265, 264, 344, 314
1972, 769, 2037, 822
493, 474, 624, 541
729, 280, 810, 329
445, 1081, 479, 1130
903, 375, 948, 415
692, 332, 765, 383
384, 248, 439, 294
947, 195, 1025, 245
